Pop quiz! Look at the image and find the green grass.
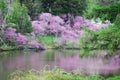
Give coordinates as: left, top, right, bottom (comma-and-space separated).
37, 35, 79, 49
9, 68, 120, 80
106, 76, 120, 80
9, 70, 40, 80
37, 35, 57, 48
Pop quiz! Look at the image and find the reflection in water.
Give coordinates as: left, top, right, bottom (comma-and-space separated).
0, 50, 120, 79
56, 53, 120, 74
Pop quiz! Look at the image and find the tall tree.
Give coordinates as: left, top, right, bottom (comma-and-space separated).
41, 0, 57, 13
19, 0, 43, 19
51, 0, 86, 16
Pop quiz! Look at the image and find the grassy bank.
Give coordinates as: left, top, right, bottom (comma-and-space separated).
9, 68, 120, 80
37, 35, 57, 48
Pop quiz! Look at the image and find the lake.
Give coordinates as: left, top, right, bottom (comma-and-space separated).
0, 50, 120, 80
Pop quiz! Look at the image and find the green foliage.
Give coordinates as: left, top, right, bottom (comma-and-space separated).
51, 0, 86, 16
5, 1, 33, 33
0, 0, 7, 18
107, 76, 120, 80
9, 70, 40, 80
84, 0, 120, 22
96, 14, 120, 49
84, 0, 100, 19
79, 28, 98, 49
41, 0, 57, 13
37, 35, 57, 48
18, 0, 86, 16
10, 0, 86, 18
80, 14, 120, 51
9, 68, 120, 80
22, 0, 43, 19
114, 13, 120, 26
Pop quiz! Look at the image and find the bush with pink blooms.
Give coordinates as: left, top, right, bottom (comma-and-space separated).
4, 27, 17, 42
4, 27, 28, 45
32, 13, 64, 36
4, 27, 45, 49
16, 33, 28, 45
32, 13, 110, 48
28, 40, 45, 49
3, 13, 110, 49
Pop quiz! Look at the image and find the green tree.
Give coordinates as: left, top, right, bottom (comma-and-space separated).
21, 0, 43, 19
84, 0, 120, 22
80, 13, 120, 51
41, 0, 57, 13
51, 0, 86, 16
0, 0, 7, 18
6, 1, 33, 33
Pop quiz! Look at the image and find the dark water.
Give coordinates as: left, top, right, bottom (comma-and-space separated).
0, 50, 120, 80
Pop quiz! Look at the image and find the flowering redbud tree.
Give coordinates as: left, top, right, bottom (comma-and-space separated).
32, 13, 110, 48
4, 27, 45, 49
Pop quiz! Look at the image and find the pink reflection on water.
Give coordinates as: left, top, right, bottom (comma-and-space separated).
4, 54, 26, 69
2, 51, 120, 75
30, 53, 41, 68
55, 53, 120, 74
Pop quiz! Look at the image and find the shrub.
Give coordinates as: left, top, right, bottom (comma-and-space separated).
4, 27, 46, 49
0, 0, 7, 18
9, 70, 40, 80
9, 69, 120, 80
84, 0, 100, 19
84, 0, 120, 22
32, 13, 109, 48
80, 14, 120, 50
6, 1, 33, 33
32, 13, 64, 36
16, 33, 28, 45
4, 27, 17, 42
4, 27, 28, 46
28, 40, 45, 49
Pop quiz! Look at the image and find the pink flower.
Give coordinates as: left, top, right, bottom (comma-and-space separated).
16, 33, 28, 44
4, 27, 17, 41
28, 40, 45, 49
38, 13, 52, 21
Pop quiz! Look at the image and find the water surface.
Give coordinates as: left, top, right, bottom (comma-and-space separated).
0, 50, 120, 80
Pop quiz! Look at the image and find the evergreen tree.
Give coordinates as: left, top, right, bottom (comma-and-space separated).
20, 0, 43, 20
51, 0, 86, 16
